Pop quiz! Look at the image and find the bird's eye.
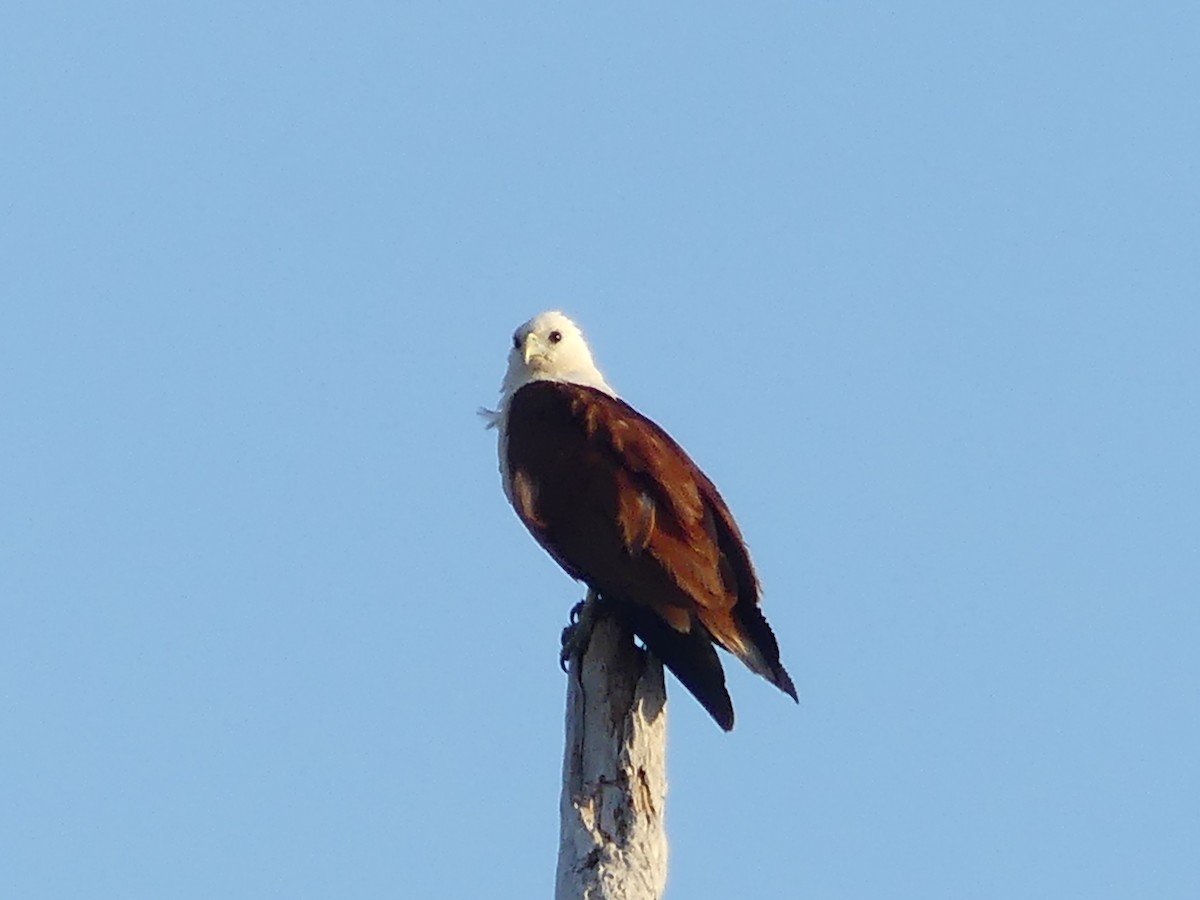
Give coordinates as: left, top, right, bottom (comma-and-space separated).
512, 333, 521, 349
548, 330, 563, 344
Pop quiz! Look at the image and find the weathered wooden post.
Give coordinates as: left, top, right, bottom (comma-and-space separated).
555, 592, 669, 900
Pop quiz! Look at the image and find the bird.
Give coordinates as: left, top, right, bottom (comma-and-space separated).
484, 310, 796, 730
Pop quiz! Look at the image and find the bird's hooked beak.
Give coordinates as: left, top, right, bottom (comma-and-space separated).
522, 333, 547, 369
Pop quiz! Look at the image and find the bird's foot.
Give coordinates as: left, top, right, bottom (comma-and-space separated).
559, 588, 601, 672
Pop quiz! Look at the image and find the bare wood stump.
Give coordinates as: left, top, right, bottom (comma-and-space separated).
556, 595, 669, 900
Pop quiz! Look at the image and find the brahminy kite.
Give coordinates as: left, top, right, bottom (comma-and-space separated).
484, 311, 796, 730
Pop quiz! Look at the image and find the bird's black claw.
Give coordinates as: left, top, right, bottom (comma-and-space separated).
568, 598, 587, 624
559, 590, 599, 671
559, 627, 575, 672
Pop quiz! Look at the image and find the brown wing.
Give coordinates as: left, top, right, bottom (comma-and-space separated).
504, 380, 796, 729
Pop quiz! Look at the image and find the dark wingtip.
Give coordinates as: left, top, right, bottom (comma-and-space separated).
775, 664, 799, 704
732, 599, 797, 705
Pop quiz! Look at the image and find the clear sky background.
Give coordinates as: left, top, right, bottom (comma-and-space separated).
2, 3, 1197, 898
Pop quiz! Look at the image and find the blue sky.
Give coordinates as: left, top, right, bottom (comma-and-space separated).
2, 3, 1197, 898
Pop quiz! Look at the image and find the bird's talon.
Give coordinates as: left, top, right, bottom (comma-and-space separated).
559, 634, 573, 672
559, 590, 599, 671
567, 599, 587, 625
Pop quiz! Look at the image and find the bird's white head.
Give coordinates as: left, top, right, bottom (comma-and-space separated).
503, 310, 615, 396
482, 311, 616, 429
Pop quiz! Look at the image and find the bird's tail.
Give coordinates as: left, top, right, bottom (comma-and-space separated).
610, 597, 736, 731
